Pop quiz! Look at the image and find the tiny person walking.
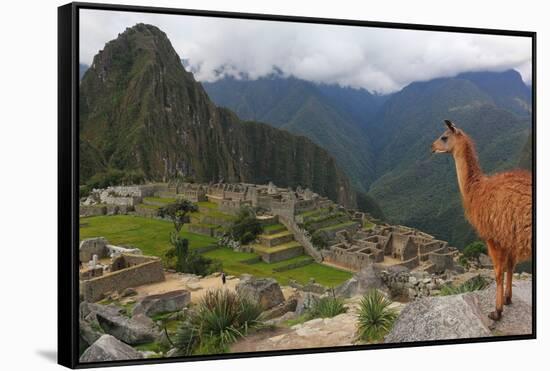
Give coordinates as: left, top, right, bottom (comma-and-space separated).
221, 271, 226, 285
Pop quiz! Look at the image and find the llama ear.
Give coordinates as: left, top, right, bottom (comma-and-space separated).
444, 120, 457, 133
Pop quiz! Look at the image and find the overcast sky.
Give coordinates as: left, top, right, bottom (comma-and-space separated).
80, 9, 532, 94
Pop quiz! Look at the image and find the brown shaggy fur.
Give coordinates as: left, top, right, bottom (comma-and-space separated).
432, 121, 532, 320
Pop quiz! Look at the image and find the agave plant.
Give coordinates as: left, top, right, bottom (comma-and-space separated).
306, 294, 347, 320
356, 289, 397, 343
439, 275, 488, 296
174, 289, 263, 355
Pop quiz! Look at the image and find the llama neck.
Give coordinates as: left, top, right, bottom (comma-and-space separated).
452, 137, 483, 200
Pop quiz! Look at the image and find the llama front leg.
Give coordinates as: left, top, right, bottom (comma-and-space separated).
487, 240, 504, 320
505, 257, 516, 305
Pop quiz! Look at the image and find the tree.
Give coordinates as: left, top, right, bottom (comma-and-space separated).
311, 231, 329, 250
227, 207, 262, 244
165, 234, 218, 276
158, 200, 198, 233
462, 241, 487, 262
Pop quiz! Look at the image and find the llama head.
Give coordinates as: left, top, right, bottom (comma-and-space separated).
431, 120, 463, 154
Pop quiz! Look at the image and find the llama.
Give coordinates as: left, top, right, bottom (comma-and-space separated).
431, 120, 532, 321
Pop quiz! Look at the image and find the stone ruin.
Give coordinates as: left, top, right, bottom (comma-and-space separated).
80, 184, 164, 216
79, 237, 165, 302
323, 224, 460, 273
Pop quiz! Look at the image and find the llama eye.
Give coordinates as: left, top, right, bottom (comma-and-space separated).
441, 136, 448, 142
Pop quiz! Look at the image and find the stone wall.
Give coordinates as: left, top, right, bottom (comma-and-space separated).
278, 215, 323, 262
259, 245, 303, 263
79, 237, 109, 262
80, 255, 165, 302
80, 205, 107, 217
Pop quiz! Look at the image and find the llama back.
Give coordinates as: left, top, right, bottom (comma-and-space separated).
464, 170, 532, 261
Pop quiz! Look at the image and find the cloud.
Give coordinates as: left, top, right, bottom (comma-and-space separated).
80, 9, 532, 94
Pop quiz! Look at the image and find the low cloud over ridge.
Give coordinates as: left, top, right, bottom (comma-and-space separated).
80, 9, 532, 94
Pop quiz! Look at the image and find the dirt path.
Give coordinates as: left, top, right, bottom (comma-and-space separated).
134, 272, 296, 303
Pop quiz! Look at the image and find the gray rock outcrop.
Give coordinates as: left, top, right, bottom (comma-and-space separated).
132, 289, 191, 317
261, 295, 299, 320
335, 264, 387, 298
236, 275, 285, 310
80, 334, 144, 362
96, 312, 159, 345
385, 279, 533, 343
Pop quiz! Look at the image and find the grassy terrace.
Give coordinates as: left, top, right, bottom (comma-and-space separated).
80, 214, 352, 287
79, 215, 217, 257
203, 248, 351, 287
263, 223, 286, 233
196, 201, 218, 209
318, 221, 358, 233
251, 241, 302, 253
298, 208, 329, 218
142, 196, 177, 205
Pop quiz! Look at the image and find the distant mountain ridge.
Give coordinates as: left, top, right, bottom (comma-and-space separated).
367, 71, 532, 247
79, 25, 532, 248
79, 24, 356, 207
202, 76, 386, 191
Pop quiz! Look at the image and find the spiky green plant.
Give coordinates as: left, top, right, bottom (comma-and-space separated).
356, 289, 397, 343
306, 295, 347, 319
174, 289, 263, 355
439, 275, 489, 296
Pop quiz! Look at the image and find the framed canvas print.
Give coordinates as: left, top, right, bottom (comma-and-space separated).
58, 2, 536, 368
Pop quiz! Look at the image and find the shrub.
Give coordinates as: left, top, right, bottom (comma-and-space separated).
165, 234, 218, 276
462, 241, 487, 261
158, 200, 198, 233
306, 293, 347, 319
356, 289, 397, 343
311, 231, 330, 250
439, 275, 489, 296
227, 208, 262, 244
174, 289, 263, 355
309, 297, 346, 318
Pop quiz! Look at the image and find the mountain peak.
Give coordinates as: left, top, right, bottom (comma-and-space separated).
79, 25, 355, 207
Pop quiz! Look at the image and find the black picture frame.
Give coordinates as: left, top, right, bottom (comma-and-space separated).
58, 2, 537, 368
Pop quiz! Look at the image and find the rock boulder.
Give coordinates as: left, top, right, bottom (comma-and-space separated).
236, 276, 284, 310
132, 290, 191, 317
96, 312, 159, 345
385, 294, 491, 343
335, 264, 387, 298
385, 279, 533, 343
80, 334, 143, 362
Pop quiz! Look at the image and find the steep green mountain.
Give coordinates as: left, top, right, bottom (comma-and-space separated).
79, 24, 355, 207
368, 75, 531, 248
518, 133, 533, 170
80, 63, 89, 80
457, 70, 532, 116
202, 77, 382, 191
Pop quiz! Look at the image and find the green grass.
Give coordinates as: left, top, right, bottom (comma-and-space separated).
203, 248, 351, 287
282, 313, 309, 327
79, 215, 351, 287
196, 201, 218, 209
136, 203, 161, 210
79, 215, 217, 257
363, 221, 375, 230
260, 230, 292, 239
263, 223, 286, 232
252, 241, 302, 253
143, 196, 177, 205
318, 221, 358, 233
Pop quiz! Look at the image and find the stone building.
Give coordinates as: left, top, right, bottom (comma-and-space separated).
323, 225, 458, 272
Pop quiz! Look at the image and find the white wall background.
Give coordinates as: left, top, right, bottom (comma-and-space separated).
0, 0, 546, 370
